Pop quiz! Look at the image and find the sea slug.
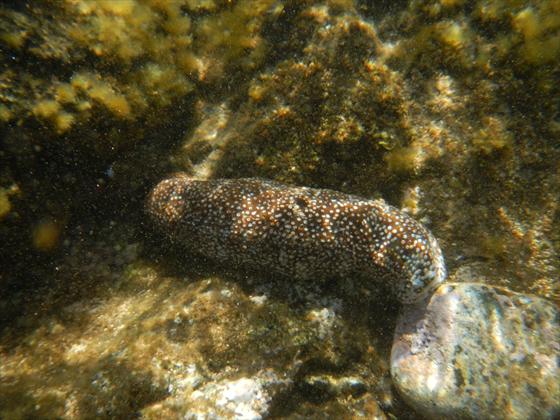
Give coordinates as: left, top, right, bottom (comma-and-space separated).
146, 173, 446, 303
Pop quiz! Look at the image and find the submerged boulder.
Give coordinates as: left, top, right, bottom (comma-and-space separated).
391, 282, 560, 419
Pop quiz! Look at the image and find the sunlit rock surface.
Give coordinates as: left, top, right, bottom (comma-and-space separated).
391, 282, 560, 419
0, 223, 398, 418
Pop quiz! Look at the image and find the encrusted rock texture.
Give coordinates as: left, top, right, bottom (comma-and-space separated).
1, 0, 559, 418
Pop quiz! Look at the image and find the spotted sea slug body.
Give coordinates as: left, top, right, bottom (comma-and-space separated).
147, 173, 447, 303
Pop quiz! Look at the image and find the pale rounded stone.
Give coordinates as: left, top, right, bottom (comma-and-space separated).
391, 282, 559, 419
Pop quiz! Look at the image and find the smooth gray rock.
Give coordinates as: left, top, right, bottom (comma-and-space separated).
391, 282, 559, 419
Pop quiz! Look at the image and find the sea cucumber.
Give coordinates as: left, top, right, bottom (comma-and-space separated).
146, 173, 447, 303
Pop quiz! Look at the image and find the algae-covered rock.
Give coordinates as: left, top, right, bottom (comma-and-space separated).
0, 222, 400, 418
0, 0, 276, 293
200, 10, 423, 197
365, 0, 560, 299
0, 0, 274, 139
391, 282, 560, 419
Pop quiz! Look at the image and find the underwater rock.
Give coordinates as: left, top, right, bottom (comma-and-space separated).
391, 282, 560, 419
184, 372, 287, 419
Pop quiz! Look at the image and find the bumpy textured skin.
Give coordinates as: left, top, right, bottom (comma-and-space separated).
146, 173, 446, 303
